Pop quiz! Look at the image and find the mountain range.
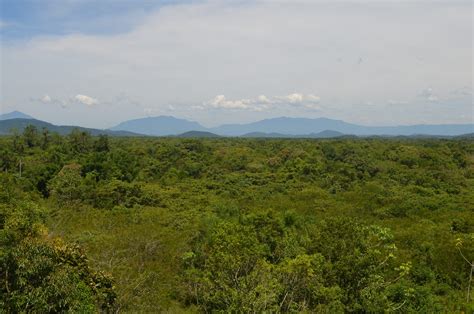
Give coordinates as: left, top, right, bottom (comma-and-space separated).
109, 115, 472, 137
0, 111, 472, 138
213, 117, 472, 137
0, 118, 140, 137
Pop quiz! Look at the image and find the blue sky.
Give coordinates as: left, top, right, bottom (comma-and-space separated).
1, 0, 472, 128
1, 0, 191, 39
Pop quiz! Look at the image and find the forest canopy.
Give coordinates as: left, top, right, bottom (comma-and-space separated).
0, 127, 473, 312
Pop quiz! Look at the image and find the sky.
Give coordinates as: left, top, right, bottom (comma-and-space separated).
0, 0, 472, 128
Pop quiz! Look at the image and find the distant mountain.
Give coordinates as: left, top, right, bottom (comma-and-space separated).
0, 118, 141, 136
3, 114, 470, 138
367, 125, 474, 137
111, 116, 364, 137
307, 130, 345, 138
241, 132, 291, 138
110, 115, 473, 137
454, 133, 474, 139
210, 117, 356, 136
0, 111, 34, 120
175, 131, 221, 138
110, 116, 206, 136
241, 130, 345, 138
210, 117, 473, 137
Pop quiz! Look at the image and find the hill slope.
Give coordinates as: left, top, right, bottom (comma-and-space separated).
240, 130, 345, 138
175, 131, 221, 138
0, 118, 141, 136
0, 111, 34, 120
111, 116, 206, 136
211, 117, 357, 136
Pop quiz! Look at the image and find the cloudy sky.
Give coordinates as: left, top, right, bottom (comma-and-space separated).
0, 0, 472, 128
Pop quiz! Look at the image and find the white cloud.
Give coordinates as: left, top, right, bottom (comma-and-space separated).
33, 94, 99, 108
286, 93, 304, 104
74, 94, 99, 106
40, 94, 52, 103
303, 94, 321, 109
307, 94, 321, 103
278, 93, 321, 107
31, 94, 66, 108
204, 93, 321, 111
257, 95, 271, 103
208, 95, 253, 110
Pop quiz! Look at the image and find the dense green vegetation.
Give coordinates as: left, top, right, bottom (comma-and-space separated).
1, 126, 473, 312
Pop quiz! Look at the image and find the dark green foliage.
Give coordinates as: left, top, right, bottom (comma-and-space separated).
69, 128, 92, 153
23, 125, 39, 148
94, 134, 110, 152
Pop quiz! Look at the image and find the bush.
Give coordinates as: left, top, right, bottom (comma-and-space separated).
0, 196, 116, 312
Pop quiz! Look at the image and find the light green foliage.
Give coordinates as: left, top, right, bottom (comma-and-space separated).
0, 173, 116, 312
48, 164, 84, 204
0, 132, 473, 311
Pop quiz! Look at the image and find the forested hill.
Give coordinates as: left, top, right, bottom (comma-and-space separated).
1, 115, 473, 138
0, 118, 141, 136
1, 130, 473, 312
175, 130, 221, 138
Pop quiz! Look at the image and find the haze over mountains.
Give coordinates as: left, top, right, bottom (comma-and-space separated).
109, 115, 472, 137
0, 111, 472, 138
110, 116, 206, 136
0, 111, 34, 121
0, 113, 138, 137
